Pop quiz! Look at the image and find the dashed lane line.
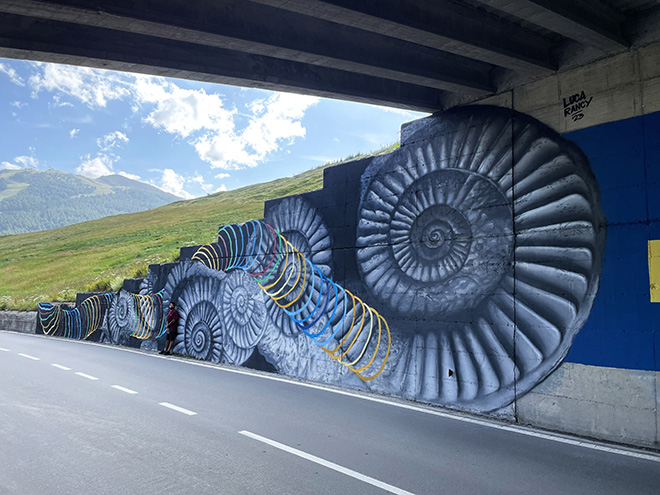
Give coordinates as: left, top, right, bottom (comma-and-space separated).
18, 353, 40, 361
240, 431, 416, 495
0, 347, 9, 351
51, 364, 71, 371
112, 385, 138, 395
159, 402, 197, 416
75, 372, 99, 381
6, 331, 659, 463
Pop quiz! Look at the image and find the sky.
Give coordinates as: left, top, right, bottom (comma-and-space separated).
0, 58, 427, 199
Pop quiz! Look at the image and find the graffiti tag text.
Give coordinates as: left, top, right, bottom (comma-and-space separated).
563, 91, 593, 122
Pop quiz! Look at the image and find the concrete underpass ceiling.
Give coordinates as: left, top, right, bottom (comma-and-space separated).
0, 0, 658, 112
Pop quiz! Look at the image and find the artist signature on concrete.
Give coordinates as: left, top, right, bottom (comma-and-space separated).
563, 91, 593, 121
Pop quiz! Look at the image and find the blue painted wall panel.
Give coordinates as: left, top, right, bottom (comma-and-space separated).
564, 112, 660, 372
567, 115, 645, 161
567, 223, 658, 370
645, 114, 660, 222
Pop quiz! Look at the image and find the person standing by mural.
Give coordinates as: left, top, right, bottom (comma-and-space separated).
160, 301, 179, 355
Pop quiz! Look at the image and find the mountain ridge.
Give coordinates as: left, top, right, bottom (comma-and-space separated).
0, 168, 179, 235
0, 143, 398, 310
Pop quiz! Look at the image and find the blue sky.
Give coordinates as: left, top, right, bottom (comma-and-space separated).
0, 58, 427, 199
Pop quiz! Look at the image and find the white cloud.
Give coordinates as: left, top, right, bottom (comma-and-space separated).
154, 168, 195, 199
29, 63, 131, 108
150, 170, 220, 198
97, 130, 129, 151
215, 184, 228, 193
75, 130, 130, 178
25, 63, 319, 172
52, 94, 74, 108
69, 128, 80, 138
77, 153, 115, 178
132, 77, 318, 170
1, 155, 39, 170
241, 93, 314, 156
190, 174, 219, 193
134, 77, 235, 138
16, 156, 38, 168
10, 101, 26, 109
195, 93, 318, 170
194, 132, 258, 169
118, 171, 141, 181
0, 63, 25, 86
214, 172, 230, 179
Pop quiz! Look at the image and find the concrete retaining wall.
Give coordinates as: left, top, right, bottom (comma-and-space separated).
517, 364, 659, 449
0, 311, 37, 334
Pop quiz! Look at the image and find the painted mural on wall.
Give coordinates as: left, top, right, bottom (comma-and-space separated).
190, 221, 392, 381
38, 293, 114, 340
37, 105, 606, 414
38, 290, 167, 344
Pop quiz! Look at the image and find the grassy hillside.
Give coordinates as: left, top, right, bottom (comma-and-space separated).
0, 169, 179, 235
0, 145, 396, 310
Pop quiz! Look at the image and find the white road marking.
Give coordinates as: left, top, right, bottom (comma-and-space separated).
18, 353, 39, 360
111, 385, 138, 395
240, 431, 416, 495
159, 402, 197, 416
187, 363, 660, 463
51, 364, 71, 371
9, 332, 660, 464
75, 372, 98, 381
0, 347, 9, 351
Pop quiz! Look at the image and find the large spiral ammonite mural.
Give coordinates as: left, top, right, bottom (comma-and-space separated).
356, 106, 606, 411
36, 105, 606, 415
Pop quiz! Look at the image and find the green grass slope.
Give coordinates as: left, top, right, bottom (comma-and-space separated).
0, 145, 396, 310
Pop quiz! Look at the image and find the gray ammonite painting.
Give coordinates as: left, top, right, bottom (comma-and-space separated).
123, 105, 605, 414
355, 106, 605, 411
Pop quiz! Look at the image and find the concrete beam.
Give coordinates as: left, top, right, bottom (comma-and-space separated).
476, 0, 628, 52
251, 0, 557, 73
0, 13, 446, 112
0, 0, 494, 95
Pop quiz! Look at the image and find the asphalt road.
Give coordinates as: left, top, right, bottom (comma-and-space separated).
1, 330, 659, 495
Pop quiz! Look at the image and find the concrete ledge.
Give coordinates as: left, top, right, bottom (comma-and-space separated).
517, 362, 659, 450
0, 311, 38, 334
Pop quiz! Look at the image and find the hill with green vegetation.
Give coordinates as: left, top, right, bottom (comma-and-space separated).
0, 145, 397, 311
0, 168, 179, 235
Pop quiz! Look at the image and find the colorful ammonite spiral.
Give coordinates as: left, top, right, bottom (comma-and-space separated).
264, 196, 333, 336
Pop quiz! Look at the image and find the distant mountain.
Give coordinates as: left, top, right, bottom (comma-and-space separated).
0, 169, 179, 235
